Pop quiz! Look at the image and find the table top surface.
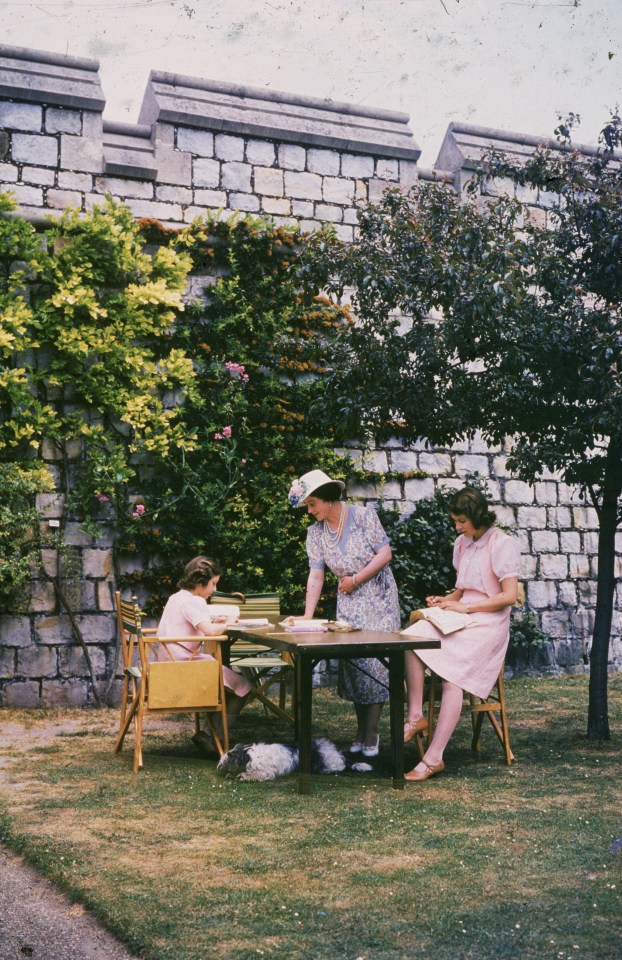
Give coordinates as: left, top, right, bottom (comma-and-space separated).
227, 623, 441, 655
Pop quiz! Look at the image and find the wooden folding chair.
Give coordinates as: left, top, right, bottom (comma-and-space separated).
211, 591, 295, 724
407, 610, 515, 766
114, 594, 229, 772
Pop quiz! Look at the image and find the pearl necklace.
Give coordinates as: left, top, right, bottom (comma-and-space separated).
323, 502, 346, 548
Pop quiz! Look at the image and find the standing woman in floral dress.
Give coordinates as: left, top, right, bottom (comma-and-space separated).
289, 469, 401, 757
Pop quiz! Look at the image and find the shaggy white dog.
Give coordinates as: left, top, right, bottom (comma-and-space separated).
217, 738, 346, 782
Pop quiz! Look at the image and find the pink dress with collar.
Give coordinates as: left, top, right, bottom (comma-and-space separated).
407, 527, 521, 698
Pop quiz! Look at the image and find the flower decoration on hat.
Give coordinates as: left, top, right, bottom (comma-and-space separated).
288, 480, 307, 507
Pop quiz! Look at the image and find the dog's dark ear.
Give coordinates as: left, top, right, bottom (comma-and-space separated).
231, 744, 252, 765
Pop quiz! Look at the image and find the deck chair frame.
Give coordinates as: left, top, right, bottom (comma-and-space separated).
114, 593, 229, 771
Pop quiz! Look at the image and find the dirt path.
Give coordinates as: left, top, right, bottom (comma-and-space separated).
0, 713, 141, 960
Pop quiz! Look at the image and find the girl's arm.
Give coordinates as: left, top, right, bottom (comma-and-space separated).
437, 577, 519, 615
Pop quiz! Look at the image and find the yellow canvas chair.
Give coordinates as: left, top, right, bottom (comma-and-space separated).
407, 609, 515, 766
211, 591, 295, 725
114, 594, 229, 772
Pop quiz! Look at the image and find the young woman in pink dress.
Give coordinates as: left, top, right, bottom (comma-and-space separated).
403, 488, 521, 782
157, 556, 252, 755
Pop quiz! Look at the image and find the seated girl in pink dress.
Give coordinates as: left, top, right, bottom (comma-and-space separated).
403, 488, 521, 782
157, 556, 252, 756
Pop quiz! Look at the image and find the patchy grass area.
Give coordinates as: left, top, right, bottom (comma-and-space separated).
1, 675, 621, 960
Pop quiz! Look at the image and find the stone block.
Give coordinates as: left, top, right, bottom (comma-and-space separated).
62, 580, 97, 612
254, 166, 284, 197
376, 158, 399, 181
82, 549, 112, 579
403, 478, 436, 501
2, 681, 40, 707
559, 580, 578, 605
534, 481, 558, 506
583, 532, 599, 555
0, 616, 31, 647
298, 219, 319, 234
322, 177, 354, 204
284, 170, 323, 201
504, 479, 534, 504
341, 153, 374, 178
558, 482, 584, 506
9, 184, 43, 206
552, 631, 582, 663
40, 549, 59, 579
193, 158, 220, 188
0, 647, 15, 679
63, 521, 95, 546
572, 506, 599, 529
221, 161, 252, 192
333, 224, 353, 242
467, 431, 491, 454
125, 198, 182, 221
192, 189, 227, 208
315, 203, 342, 223
517, 506, 547, 529
229, 192, 260, 212
153, 144, 191, 186
531, 531, 560, 553
245, 139, 275, 166
46, 108, 82, 135
46, 189, 83, 210
577, 580, 596, 605
214, 134, 245, 161
17, 646, 57, 678
560, 531, 581, 553
307, 148, 340, 175
97, 581, 115, 612
492, 455, 510, 477
28, 581, 56, 613
527, 580, 558, 609
58, 170, 93, 193
34, 616, 73, 645
36, 492, 64, 517
0, 162, 18, 182
454, 453, 489, 477
262, 197, 291, 216
399, 159, 418, 189
389, 450, 419, 472
547, 506, 571, 529
494, 505, 517, 528
355, 179, 367, 202
278, 143, 306, 170
569, 553, 590, 578
95, 176, 153, 199
418, 452, 452, 475
59, 645, 106, 677
521, 554, 537, 579
368, 179, 398, 203
61, 128, 104, 174
1, 102, 43, 132
177, 127, 214, 156
156, 184, 192, 203
343, 208, 359, 225
540, 553, 568, 579
22, 166, 55, 185
291, 199, 314, 217
76, 614, 116, 644
40, 680, 89, 707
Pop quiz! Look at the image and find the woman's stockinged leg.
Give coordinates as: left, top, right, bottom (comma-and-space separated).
404, 651, 425, 723
363, 702, 383, 746
420, 679, 463, 767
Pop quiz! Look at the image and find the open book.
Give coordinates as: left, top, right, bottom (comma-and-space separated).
401, 607, 471, 636
280, 618, 329, 633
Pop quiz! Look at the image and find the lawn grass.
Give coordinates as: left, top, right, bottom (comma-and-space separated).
0, 674, 621, 960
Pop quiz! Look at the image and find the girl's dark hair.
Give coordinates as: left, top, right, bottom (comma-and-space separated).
449, 487, 497, 530
178, 555, 222, 591
310, 481, 343, 503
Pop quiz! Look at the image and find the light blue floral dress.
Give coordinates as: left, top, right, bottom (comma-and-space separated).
306, 504, 401, 703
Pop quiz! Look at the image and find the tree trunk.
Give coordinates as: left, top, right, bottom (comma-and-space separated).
587, 443, 622, 740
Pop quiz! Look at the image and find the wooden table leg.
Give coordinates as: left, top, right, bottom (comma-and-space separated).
296, 654, 313, 795
388, 651, 405, 789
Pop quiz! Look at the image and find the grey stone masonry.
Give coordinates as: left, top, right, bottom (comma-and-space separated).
0, 44, 420, 227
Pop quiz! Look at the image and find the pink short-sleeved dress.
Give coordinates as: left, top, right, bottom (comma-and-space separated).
156, 590, 251, 697
406, 527, 521, 699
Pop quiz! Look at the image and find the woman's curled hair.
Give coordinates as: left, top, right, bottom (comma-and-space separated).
449, 487, 497, 530
177, 555, 222, 591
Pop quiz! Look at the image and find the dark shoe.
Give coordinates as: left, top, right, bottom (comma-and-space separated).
404, 759, 445, 782
404, 717, 429, 743
192, 731, 220, 759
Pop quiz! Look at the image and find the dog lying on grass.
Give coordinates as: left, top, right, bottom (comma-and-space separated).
216, 738, 346, 781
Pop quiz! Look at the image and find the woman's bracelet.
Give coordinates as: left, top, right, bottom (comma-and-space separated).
466, 604, 471, 614
352, 574, 357, 587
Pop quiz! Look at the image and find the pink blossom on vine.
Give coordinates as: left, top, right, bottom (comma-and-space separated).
95, 493, 109, 503
225, 361, 249, 382
222, 425, 233, 438
132, 503, 146, 519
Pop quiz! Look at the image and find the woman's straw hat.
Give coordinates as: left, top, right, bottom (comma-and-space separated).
288, 469, 345, 507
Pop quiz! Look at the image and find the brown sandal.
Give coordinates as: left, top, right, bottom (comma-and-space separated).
403, 717, 429, 743
404, 759, 445, 782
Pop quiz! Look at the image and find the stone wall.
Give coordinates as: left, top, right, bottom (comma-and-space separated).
0, 44, 620, 707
